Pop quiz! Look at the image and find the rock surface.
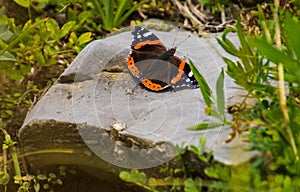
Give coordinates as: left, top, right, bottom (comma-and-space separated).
20, 21, 258, 191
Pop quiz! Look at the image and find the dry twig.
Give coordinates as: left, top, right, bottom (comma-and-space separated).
172, 0, 204, 28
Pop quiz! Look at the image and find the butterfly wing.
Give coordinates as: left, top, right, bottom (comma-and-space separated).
128, 26, 171, 91
169, 56, 199, 89
127, 26, 199, 91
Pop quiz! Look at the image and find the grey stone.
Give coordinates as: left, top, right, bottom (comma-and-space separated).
20, 22, 258, 190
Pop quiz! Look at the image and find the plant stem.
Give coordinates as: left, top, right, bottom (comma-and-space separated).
0, 128, 22, 184
278, 64, 298, 160
273, 0, 298, 161
11, 146, 22, 183
273, 0, 281, 47
28, 0, 32, 21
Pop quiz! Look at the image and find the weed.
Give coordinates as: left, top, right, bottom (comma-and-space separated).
90, 0, 147, 31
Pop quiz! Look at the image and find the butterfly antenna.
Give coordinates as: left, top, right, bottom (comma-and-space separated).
172, 26, 181, 48
175, 34, 191, 48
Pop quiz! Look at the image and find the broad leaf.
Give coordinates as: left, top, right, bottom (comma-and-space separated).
0, 171, 9, 185
78, 32, 92, 45
0, 52, 16, 61
60, 21, 75, 38
14, 0, 30, 8
0, 24, 13, 41
119, 170, 147, 185
46, 18, 60, 40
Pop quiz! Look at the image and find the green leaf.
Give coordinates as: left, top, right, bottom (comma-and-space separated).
189, 60, 213, 107
190, 145, 200, 155
69, 32, 78, 45
77, 32, 92, 46
119, 170, 147, 186
236, 22, 253, 71
46, 18, 60, 40
187, 122, 224, 131
48, 173, 56, 179
37, 174, 47, 180
198, 135, 207, 154
247, 37, 297, 66
14, 0, 30, 8
204, 167, 220, 179
33, 0, 49, 2
216, 68, 225, 120
0, 24, 13, 41
20, 64, 31, 75
34, 182, 40, 192
248, 36, 299, 75
60, 21, 75, 38
78, 11, 92, 27
0, 171, 10, 185
14, 175, 23, 184
184, 178, 200, 192
0, 51, 16, 61
3, 68, 24, 80
223, 57, 244, 75
283, 13, 300, 60
35, 51, 46, 65
218, 24, 255, 69
0, 18, 47, 57
56, 178, 63, 185
217, 27, 240, 57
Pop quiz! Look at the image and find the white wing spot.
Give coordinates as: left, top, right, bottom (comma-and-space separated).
186, 78, 191, 82
188, 71, 193, 77
143, 32, 153, 37
137, 35, 142, 39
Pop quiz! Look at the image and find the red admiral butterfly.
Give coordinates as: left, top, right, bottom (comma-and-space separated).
127, 26, 199, 91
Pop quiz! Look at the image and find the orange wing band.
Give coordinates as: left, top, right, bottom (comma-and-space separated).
171, 60, 185, 84
133, 40, 164, 49
141, 79, 164, 91
127, 55, 140, 76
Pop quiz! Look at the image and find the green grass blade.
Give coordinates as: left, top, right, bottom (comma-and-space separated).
216, 68, 225, 120
284, 13, 300, 60
91, 0, 106, 28
236, 22, 253, 71
113, 0, 130, 26
187, 122, 224, 131
189, 60, 213, 107
103, 0, 114, 30
91, 0, 102, 17
117, 0, 147, 28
